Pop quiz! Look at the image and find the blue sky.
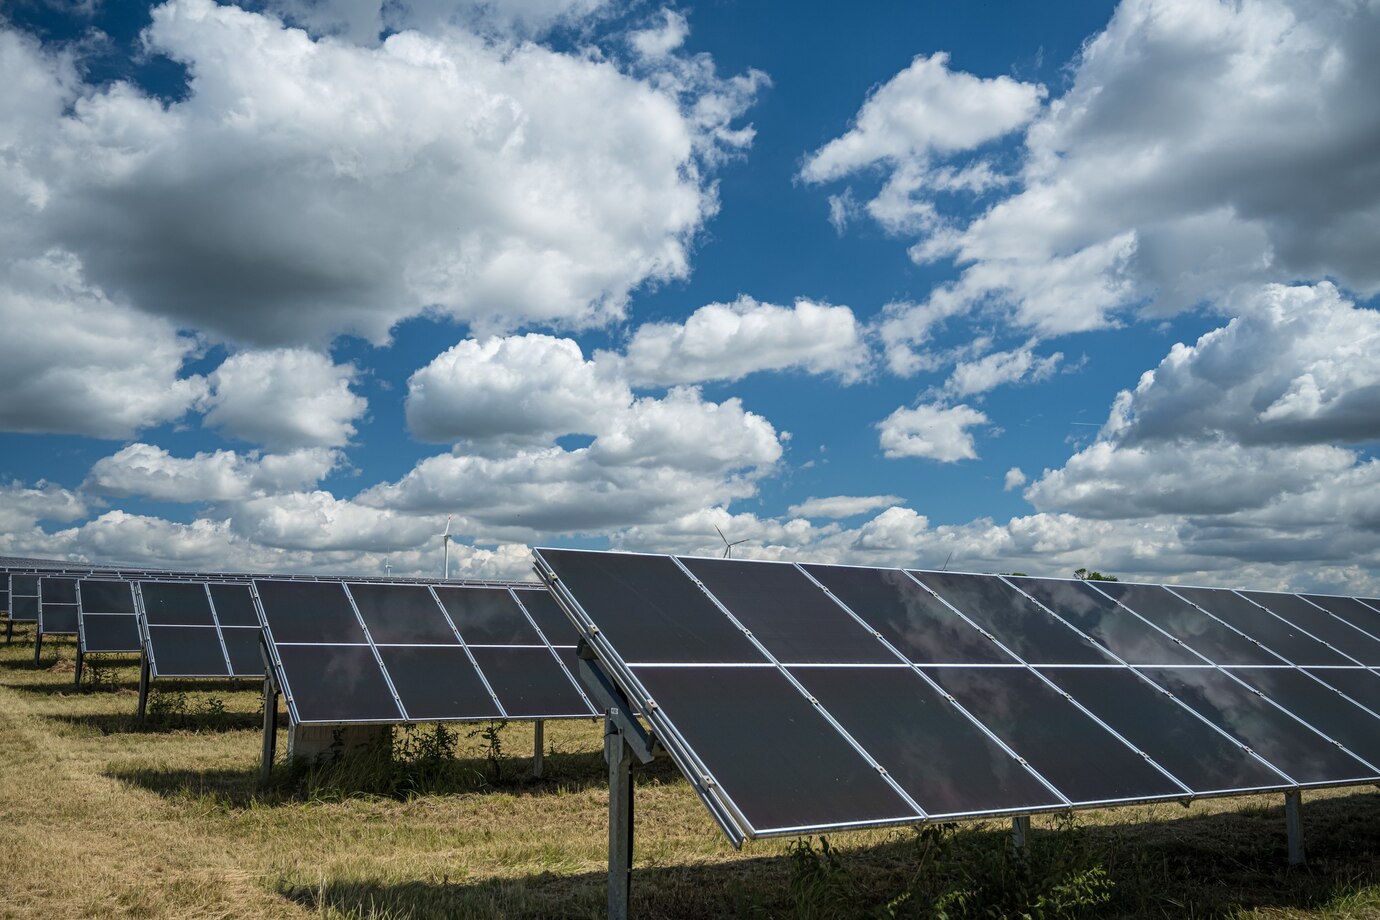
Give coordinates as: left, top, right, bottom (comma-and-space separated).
1, 0, 1377, 590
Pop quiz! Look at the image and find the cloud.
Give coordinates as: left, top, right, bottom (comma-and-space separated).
877, 402, 989, 462
943, 342, 1062, 399
231, 490, 437, 552
200, 348, 366, 451
265, 0, 614, 44
800, 52, 1044, 182
629, 9, 689, 59
86, 443, 341, 503
1103, 283, 1380, 448
1003, 467, 1026, 492
0, 480, 88, 533
372, 385, 782, 539
5, 0, 762, 346
0, 252, 206, 438
614, 297, 870, 386
835, 0, 1380, 356
406, 334, 630, 447
787, 495, 904, 519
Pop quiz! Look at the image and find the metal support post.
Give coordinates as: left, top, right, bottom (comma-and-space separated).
32, 629, 43, 667
605, 709, 634, 920
1011, 815, 1032, 855
6, 617, 12, 644
136, 655, 151, 722
260, 677, 280, 788
533, 719, 545, 778
1285, 790, 1305, 865
73, 646, 84, 688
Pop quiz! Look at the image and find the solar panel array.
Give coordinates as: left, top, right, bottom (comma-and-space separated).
138, 581, 265, 678
256, 579, 595, 725
537, 548, 1380, 841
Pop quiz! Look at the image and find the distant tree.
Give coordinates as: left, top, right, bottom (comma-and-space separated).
1000, 572, 1028, 577
1073, 567, 1119, 582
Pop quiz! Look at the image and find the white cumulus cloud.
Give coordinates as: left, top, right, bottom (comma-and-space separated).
200, 348, 366, 451
877, 402, 989, 462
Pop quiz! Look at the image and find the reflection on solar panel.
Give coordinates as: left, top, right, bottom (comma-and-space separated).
535, 547, 1380, 892
255, 579, 594, 727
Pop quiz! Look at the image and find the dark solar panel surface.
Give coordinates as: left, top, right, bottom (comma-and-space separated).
77, 579, 142, 653
257, 579, 594, 725
537, 549, 1380, 841
138, 581, 264, 678
39, 577, 80, 634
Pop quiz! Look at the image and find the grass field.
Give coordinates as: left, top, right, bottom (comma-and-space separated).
5, 625, 1380, 918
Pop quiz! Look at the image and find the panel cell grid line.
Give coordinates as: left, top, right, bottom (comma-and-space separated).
255, 578, 595, 728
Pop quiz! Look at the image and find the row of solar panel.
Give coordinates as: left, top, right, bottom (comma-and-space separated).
538, 549, 1380, 839
3, 571, 595, 726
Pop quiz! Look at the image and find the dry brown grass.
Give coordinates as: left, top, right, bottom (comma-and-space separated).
4, 624, 1380, 918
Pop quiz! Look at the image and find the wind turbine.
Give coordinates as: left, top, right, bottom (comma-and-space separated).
715, 525, 748, 559
434, 515, 454, 580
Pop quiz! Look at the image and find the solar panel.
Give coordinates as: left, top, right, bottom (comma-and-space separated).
39, 576, 80, 634
1239, 592, 1380, 666
9, 574, 40, 623
255, 579, 595, 726
77, 579, 142, 653
912, 571, 1112, 665
536, 548, 1380, 847
136, 580, 264, 679
1170, 587, 1353, 666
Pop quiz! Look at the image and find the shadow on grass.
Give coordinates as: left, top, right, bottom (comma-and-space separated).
275, 792, 1380, 920
53, 709, 268, 736
107, 744, 684, 810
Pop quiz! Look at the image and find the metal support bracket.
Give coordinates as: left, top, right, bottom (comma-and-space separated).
577, 639, 657, 765
260, 675, 280, 788
1285, 790, 1305, 865
33, 628, 43, 667
606, 709, 635, 920
259, 639, 280, 787
533, 719, 545, 778
136, 654, 151, 723
1011, 815, 1032, 856
73, 645, 84, 688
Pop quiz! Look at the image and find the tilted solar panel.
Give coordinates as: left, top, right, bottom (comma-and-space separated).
255, 579, 594, 726
77, 578, 142, 653
536, 548, 1380, 845
136, 580, 264, 679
